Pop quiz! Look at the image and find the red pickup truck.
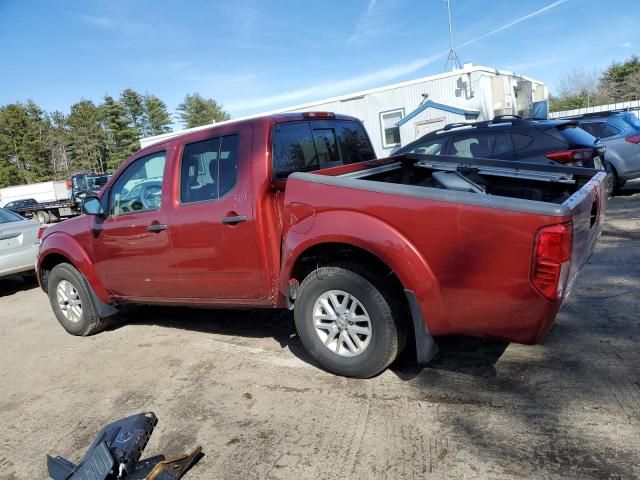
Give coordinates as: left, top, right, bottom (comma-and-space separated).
37, 112, 608, 377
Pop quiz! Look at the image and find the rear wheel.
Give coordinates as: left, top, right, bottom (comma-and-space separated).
36, 210, 50, 224
605, 161, 625, 195
294, 263, 405, 378
48, 263, 107, 336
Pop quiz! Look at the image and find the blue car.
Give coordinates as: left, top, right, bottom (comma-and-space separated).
571, 111, 640, 191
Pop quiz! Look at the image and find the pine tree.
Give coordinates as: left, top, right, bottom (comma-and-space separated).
120, 88, 146, 137
144, 95, 172, 136
176, 93, 230, 129
0, 101, 52, 185
102, 95, 139, 171
67, 100, 107, 173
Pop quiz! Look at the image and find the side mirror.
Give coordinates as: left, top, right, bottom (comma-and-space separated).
82, 196, 104, 216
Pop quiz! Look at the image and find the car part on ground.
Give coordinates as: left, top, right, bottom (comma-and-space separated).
47, 412, 202, 480
393, 115, 606, 170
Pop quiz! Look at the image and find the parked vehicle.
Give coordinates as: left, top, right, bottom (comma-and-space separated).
37, 112, 608, 378
0, 172, 110, 224
560, 111, 640, 191
393, 115, 606, 170
3, 198, 39, 212
0, 180, 69, 208
0, 207, 41, 279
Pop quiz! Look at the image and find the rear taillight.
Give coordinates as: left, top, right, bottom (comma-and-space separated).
625, 135, 640, 144
66, 179, 73, 189
545, 148, 593, 165
531, 223, 573, 300
36, 225, 46, 242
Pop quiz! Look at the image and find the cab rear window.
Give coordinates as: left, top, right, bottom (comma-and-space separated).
272, 121, 375, 179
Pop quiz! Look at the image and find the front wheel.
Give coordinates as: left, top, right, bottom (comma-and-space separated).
294, 264, 405, 378
48, 263, 107, 336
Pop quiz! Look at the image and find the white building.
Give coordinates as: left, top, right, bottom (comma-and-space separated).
141, 63, 548, 157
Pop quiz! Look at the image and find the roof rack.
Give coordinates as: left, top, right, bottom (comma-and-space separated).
556, 107, 639, 120
438, 115, 529, 134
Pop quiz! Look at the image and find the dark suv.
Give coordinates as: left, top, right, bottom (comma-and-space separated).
394, 115, 606, 170
559, 111, 640, 191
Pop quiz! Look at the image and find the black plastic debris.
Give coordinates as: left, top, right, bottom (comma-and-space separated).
47, 412, 202, 479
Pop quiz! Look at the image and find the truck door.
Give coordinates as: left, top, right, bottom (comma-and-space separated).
168, 127, 265, 301
91, 148, 183, 299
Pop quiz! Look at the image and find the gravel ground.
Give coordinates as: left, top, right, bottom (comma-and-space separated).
1, 183, 639, 480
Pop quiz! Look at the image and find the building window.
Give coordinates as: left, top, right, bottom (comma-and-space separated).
380, 109, 404, 148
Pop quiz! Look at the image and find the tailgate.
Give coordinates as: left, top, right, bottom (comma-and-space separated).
563, 171, 608, 295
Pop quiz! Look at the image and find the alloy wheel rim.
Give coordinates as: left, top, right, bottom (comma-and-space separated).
313, 290, 372, 357
56, 280, 83, 323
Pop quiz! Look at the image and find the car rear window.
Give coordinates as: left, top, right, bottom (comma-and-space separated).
272, 120, 374, 179
0, 208, 24, 223
549, 124, 598, 147
580, 122, 620, 139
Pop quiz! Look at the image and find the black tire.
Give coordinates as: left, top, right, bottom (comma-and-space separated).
294, 263, 406, 378
605, 161, 625, 195
36, 210, 50, 224
47, 263, 106, 336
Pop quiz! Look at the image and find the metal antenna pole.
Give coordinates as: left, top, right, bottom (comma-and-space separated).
444, 0, 461, 71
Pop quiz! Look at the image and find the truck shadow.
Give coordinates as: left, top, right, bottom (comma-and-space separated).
109, 305, 507, 376
0, 274, 39, 297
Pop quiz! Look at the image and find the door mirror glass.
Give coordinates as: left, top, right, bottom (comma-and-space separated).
82, 197, 104, 216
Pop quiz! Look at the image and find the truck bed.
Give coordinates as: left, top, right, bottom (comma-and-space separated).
283, 154, 608, 343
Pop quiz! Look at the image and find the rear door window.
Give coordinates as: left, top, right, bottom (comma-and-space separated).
405, 137, 445, 155
580, 122, 620, 139
551, 125, 597, 146
450, 134, 495, 158
492, 133, 515, 159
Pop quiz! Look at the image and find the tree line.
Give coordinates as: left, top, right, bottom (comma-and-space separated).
0, 91, 230, 188
550, 55, 640, 112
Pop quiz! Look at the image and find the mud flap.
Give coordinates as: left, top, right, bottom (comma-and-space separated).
404, 289, 439, 365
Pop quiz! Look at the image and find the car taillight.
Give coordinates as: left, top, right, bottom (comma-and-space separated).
531, 222, 573, 300
545, 148, 592, 164
36, 225, 46, 242
66, 179, 73, 189
625, 135, 640, 144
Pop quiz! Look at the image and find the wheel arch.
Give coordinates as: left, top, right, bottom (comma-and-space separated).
38, 233, 111, 303
281, 210, 445, 361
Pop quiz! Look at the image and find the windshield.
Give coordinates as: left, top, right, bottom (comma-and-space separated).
0, 207, 25, 224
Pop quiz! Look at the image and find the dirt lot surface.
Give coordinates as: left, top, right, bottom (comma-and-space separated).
1, 184, 639, 480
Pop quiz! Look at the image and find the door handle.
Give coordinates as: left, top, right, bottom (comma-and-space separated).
221, 215, 247, 224
147, 223, 167, 232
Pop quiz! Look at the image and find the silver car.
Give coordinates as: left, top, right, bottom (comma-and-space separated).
0, 207, 40, 279
577, 112, 640, 191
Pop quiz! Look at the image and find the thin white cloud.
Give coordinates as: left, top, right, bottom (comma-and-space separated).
227, 0, 569, 113
458, 0, 569, 49
76, 14, 116, 29
348, 0, 385, 44
620, 41, 632, 48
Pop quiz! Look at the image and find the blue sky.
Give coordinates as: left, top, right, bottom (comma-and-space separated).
1, 0, 638, 124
